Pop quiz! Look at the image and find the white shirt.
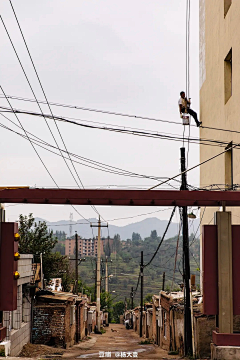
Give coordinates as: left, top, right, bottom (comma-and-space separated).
178, 97, 190, 108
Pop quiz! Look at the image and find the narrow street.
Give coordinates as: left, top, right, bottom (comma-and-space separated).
62, 324, 181, 360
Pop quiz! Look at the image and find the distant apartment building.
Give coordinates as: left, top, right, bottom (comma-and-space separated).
65, 237, 114, 257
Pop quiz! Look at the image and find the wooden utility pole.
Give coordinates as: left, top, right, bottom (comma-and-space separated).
105, 257, 108, 293
162, 271, 165, 291
91, 217, 108, 331
75, 232, 78, 294
180, 147, 192, 356
140, 250, 143, 337
131, 286, 134, 309
95, 260, 97, 301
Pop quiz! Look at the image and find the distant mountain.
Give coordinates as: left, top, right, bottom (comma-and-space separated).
35, 216, 200, 240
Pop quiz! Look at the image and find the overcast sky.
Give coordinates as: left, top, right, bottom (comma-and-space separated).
1, 0, 200, 228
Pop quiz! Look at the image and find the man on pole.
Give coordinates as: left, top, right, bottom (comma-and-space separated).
178, 91, 202, 127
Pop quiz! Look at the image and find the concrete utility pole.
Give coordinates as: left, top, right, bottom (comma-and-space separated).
105, 257, 108, 293
180, 147, 192, 356
95, 260, 97, 301
91, 216, 108, 331
140, 250, 143, 337
216, 211, 233, 333
97, 218, 101, 330
75, 232, 78, 294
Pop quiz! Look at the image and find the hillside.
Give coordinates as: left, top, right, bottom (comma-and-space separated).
69, 232, 200, 305
36, 216, 200, 240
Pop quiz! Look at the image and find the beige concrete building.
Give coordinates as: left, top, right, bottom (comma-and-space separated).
65, 237, 114, 257
65, 237, 98, 257
200, 0, 240, 224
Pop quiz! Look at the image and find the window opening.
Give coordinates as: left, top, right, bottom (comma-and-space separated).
224, 49, 232, 103
224, 0, 232, 17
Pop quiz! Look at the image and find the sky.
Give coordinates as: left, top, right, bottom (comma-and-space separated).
1, 0, 200, 227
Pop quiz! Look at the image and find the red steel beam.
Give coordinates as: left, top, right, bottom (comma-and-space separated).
0, 188, 239, 206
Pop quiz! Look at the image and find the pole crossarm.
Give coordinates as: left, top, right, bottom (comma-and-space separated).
0, 188, 240, 207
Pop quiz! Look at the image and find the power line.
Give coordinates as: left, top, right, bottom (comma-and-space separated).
1, 105, 235, 149
0, 86, 90, 223
2, 9, 102, 221
143, 206, 176, 268
3, 94, 240, 138
133, 272, 141, 297
0, 16, 79, 188
0, 112, 189, 188
149, 141, 240, 190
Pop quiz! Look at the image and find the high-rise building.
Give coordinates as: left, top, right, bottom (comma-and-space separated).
200, 0, 239, 222
65, 237, 114, 257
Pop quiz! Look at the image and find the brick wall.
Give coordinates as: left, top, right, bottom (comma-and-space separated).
32, 305, 66, 347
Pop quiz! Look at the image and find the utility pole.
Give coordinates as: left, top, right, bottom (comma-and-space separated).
131, 286, 134, 309
140, 250, 143, 338
162, 271, 165, 291
91, 216, 108, 331
180, 147, 192, 356
75, 232, 78, 294
105, 257, 108, 293
95, 260, 97, 301
40, 253, 44, 289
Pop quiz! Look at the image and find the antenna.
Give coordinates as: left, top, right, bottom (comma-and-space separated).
69, 213, 73, 237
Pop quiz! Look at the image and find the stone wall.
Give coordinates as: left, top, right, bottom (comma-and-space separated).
2, 254, 33, 356
194, 315, 215, 358
32, 305, 66, 347
10, 322, 31, 356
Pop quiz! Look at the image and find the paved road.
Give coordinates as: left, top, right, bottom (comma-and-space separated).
63, 324, 181, 360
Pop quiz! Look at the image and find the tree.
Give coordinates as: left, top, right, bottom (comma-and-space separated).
53, 242, 65, 255
101, 291, 113, 322
150, 230, 158, 240
19, 214, 58, 255
132, 232, 142, 246
54, 231, 66, 242
132, 232, 141, 241
113, 234, 121, 252
43, 252, 73, 290
104, 238, 111, 257
112, 301, 125, 323
144, 293, 153, 303
18, 214, 73, 287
